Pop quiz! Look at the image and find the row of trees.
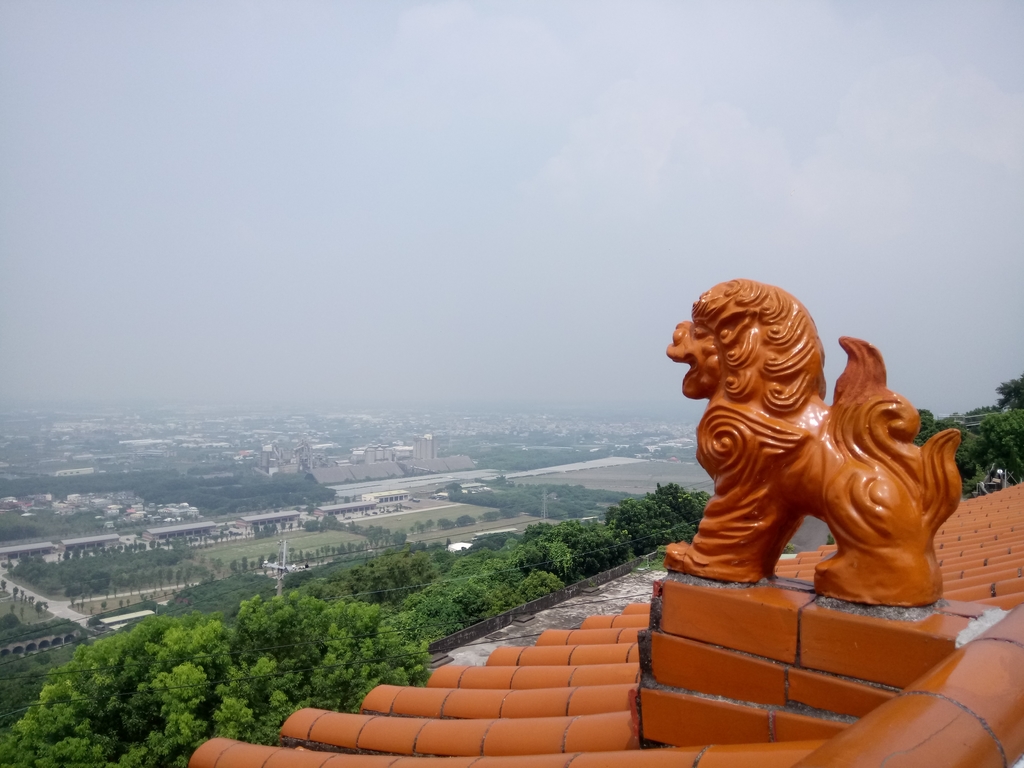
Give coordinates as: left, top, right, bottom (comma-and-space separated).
917, 370, 1024, 492
10, 547, 205, 601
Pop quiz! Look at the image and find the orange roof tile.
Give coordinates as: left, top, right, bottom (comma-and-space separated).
189, 484, 1024, 768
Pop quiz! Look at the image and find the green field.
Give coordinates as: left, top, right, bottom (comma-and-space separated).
366, 504, 498, 532
200, 529, 366, 564
405, 514, 552, 545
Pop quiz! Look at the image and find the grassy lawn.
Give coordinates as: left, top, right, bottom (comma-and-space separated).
365, 504, 498, 533
405, 514, 552, 545
199, 529, 366, 564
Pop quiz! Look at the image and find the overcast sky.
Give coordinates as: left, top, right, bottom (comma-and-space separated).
1, 1, 1021, 415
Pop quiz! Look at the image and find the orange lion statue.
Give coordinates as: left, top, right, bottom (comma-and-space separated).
664, 279, 962, 606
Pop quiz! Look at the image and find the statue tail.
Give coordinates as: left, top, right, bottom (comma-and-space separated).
920, 428, 962, 534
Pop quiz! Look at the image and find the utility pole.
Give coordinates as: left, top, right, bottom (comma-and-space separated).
263, 539, 290, 597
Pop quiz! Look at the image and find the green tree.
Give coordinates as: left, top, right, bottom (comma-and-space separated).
605, 483, 708, 553
996, 371, 1024, 411
307, 548, 438, 606
0, 596, 427, 767
973, 409, 1024, 480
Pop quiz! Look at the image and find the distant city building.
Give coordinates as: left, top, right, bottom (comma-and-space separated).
142, 521, 218, 542
236, 510, 301, 530
413, 435, 437, 461
0, 541, 57, 560
361, 490, 410, 505
61, 533, 120, 552
54, 467, 94, 477
315, 501, 377, 518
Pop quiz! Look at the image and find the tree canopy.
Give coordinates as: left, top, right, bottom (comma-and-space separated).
604, 483, 708, 553
997, 371, 1024, 411
0, 596, 428, 768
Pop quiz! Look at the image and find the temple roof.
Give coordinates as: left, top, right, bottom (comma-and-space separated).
189, 483, 1024, 768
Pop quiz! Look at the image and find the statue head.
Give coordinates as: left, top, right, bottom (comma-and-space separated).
669, 279, 826, 414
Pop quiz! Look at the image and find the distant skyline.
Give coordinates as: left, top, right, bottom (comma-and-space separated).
1, 2, 1021, 414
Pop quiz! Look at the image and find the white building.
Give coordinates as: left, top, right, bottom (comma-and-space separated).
413, 435, 437, 460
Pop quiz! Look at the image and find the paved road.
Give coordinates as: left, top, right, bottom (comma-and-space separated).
0, 566, 87, 625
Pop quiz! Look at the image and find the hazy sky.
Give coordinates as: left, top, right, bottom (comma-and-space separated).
1, 1, 1021, 415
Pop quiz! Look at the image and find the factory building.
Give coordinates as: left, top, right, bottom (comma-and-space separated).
60, 533, 120, 552
413, 435, 437, 460
236, 510, 301, 530
314, 501, 377, 518
0, 541, 57, 561
143, 521, 218, 542
361, 490, 410, 505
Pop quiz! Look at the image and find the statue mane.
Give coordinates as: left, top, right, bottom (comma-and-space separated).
692, 279, 826, 414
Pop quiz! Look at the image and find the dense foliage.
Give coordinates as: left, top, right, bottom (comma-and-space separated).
11, 548, 202, 600
0, 595, 428, 768
604, 483, 708, 551
917, 371, 1024, 493
0, 645, 77, 732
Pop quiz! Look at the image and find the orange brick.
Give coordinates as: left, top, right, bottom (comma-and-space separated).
945, 582, 995, 602
799, 604, 967, 687
562, 711, 637, 752
696, 741, 823, 768
479, 716, 571, 756
944, 567, 1021, 590
571, 749, 703, 767
496, 687, 571, 718
356, 715, 426, 753
977, 593, 1024, 610
307, 711, 374, 750
772, 710, 847, 742
414, 718, 492, 756
487, 646, 527, 666
995, 577, 1024, 596
639, 688, 769, 747
650, 631, 786, 706
513, 646, 574, 666
565, 663, 641, 688
980, 603, 1024, 645
659, 580, 813, 663
937, 599, 990, 619
388, 686, 453, 718
427, 664, 471, 688
509, 666, 576, 689
568, 643, 638, 665
787, 693, 1003, 768
906, 639, 1024, 761
439, 688, 508, 719
785, 668, 895, 718
446, 666, 516, 689
279, 708, 330, 741
565, 683, 635, 716
621, 603, 652, 615
360, 685, 400, 714
580, 614, 651, 629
